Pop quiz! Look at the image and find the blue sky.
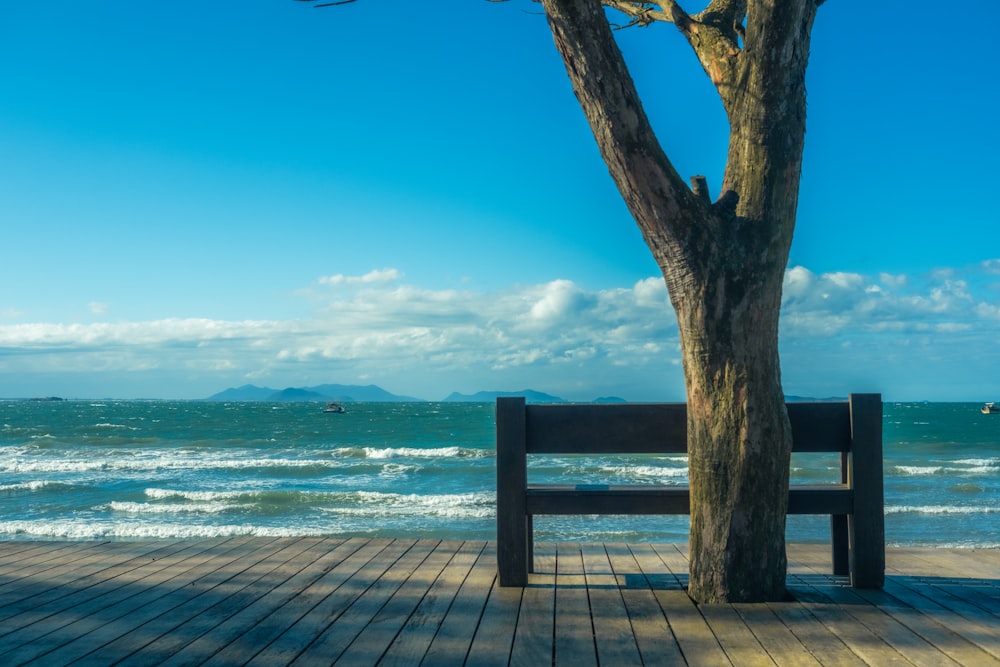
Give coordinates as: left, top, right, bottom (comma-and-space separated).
1, 0, 998, 402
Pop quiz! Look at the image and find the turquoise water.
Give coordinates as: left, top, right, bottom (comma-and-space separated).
1, 400, 997, 546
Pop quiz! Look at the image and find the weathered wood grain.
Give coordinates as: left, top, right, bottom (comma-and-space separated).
0, 539, 996, 666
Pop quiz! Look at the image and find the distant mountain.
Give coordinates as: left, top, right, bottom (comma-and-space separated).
269, 387, 328, 402
593, 396, 627, 403
206, 385, 276, 401
204, 383, 423, 402
443, 390, 567, 404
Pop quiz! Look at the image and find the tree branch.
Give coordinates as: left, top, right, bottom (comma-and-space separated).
540, 0, 709, 283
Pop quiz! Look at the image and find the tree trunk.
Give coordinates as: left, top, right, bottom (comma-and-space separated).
540, 0, 818, 602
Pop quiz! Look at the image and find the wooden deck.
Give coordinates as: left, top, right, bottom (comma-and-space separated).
0, 538, 997, 666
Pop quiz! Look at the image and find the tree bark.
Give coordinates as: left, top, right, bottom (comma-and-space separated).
540, 0, 818, 602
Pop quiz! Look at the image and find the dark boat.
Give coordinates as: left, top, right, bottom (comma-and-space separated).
323, 402, 346, 414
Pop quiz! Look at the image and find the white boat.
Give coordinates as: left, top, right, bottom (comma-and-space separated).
323, 402, 346, 414
982, 402, 998, 414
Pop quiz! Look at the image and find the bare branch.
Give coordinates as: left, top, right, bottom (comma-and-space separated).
690, 175, 711, 204
601, 1, 679, 26
296, 0, 358, 6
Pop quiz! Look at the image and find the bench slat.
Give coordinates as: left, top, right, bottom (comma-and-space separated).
525, 484, 853, 516
523, 401, 853, 454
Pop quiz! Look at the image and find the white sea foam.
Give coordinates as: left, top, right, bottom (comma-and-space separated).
598, 464, 688, 480
892, 464, 997, 476
0, 455, 347, 475
104, 501, 249, 514
950, 458, 1000, 468
0, 480, 50, 492
0, 519, 326, 540
319, 490, 496, 519
893, 465, 943, 475
886, 505, 1000, 515
359, 446, 488, 459
145, 488, 252, 502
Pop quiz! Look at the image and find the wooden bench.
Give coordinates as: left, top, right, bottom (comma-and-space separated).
496, 393, 884, 588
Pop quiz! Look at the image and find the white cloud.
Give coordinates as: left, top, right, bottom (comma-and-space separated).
3, 266, 998, 401
318, 268, 402, 286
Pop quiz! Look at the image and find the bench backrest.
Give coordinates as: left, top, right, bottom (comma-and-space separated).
496, 393, 884, 588
499, 397, 878, 455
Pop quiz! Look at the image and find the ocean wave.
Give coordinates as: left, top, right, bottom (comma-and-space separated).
893, 465, 943, 475
145, 488, 255, 502
950, 458, 1000, 467
0, 520, 328, 540
0, 480, 51, 492
886, 505, 1000, 515
103, 501, 253, 514
93, 423, 138, 430
334, 446, 490, 460
0, 455, 349, 475
319, 490, 496, 519
891, 464, 998, 476
597, 465, 688, 480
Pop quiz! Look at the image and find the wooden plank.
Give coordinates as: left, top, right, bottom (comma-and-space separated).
0, 539, 250, 649
524, 402, 687, 454
420, 542, 502, 667
787, 401, 852, 452
731, 603, 821, 666
332, 540, 457, 666
552, 544, 597, 667
201, 537, 390, 666
580, 542, 644, 666
0, 541, 102, 579
699, 603, 776, 666
848, 583, 1000, 666
526, 486, 690, 515
508, 541, 555, 666
244, 538, 411, 666
0, 540, 181, 610
636, 543, 733, 665
287, 539, 435, 665
74, 537, 323, 667
371, 540, 486, 666
881, 577, 1000, 662
155, 537, 361, 667
0, 539, 208, 626
1, 537, 280, 665
520, 400, 851, 454
67, 538, 300, 665
0, 540, 996, 667
525, 484, 851, 516
764, 602, 868, 667
463, 546, 522, 667
604, 542, 686, 665
788, 571, 958, 667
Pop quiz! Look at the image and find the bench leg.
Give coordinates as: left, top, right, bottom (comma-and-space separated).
527, 515, 534, 573
498, 514, 528, 587
848, 393, 885, 588
496, 396, 528, 587
831, 514, 849, 576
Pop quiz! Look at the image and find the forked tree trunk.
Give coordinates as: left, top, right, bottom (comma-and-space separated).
540, 0, 818, 602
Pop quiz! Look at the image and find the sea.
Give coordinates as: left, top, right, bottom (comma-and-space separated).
1, 400, 998, 547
